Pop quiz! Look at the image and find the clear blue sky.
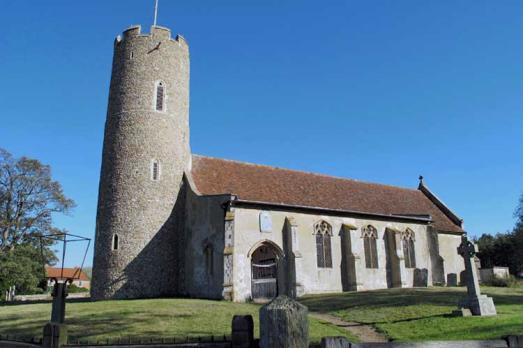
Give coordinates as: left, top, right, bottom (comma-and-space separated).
1, 0, 522, 267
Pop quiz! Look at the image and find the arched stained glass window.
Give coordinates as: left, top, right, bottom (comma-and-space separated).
314, 221, 332, 268
362, 225, 378, 269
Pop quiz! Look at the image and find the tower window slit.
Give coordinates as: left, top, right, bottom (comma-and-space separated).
156, 82, 165, 111
152, 160, 160, 181
112, 234, 119, 251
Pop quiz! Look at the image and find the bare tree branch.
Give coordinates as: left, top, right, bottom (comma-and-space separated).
0, 148, 75, 253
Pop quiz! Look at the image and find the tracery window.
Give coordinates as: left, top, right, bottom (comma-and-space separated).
314, 221, 332, 268
362, 225, 379, 269
402, 228, 416, 269
155, 81, 165, 111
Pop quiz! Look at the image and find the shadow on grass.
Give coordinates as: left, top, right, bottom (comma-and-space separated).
299, 287, 523, 314
0, 309, 199, 340
385, 319, 523, 342
300, 288, 461, 313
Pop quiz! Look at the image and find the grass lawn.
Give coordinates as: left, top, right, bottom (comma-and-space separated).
299, 286, 523, 341
0, 298, 355, 344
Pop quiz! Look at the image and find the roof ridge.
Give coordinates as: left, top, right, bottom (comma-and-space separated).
192, 154, 420, 193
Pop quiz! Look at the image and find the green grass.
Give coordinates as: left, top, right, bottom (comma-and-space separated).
5, 287, 521, 343
299, 286, 523, 341
0, 298, 355, 344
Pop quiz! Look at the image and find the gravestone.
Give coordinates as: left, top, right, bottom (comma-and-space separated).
413, 269, 428, 287
455, 236, 497, 316
232, 315, 254, 348
447, 273, 458, 287
259, 295, 308, 348
5, 285, 16, 301
321, 336, 351, 348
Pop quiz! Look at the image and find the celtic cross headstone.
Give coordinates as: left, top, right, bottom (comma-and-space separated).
455, 236, 497, 316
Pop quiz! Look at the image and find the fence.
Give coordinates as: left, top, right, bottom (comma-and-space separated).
0, 334, 43, 345
66, 335, 231, 346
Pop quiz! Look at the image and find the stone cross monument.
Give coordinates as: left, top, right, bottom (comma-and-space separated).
455, 236, 497, 316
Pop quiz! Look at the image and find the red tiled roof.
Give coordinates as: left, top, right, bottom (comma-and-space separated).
45, 267, 90, 281
190, 155, 464, 233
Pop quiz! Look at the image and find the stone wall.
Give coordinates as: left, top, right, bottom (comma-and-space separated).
180, 179, 231, 299
480, 267, 510, 284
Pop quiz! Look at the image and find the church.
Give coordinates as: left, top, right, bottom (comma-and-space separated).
91, 24, 466, 302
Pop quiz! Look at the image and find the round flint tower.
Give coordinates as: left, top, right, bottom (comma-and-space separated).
92, 25, 190, 299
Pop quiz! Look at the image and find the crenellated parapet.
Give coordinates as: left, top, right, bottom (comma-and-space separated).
114, 25, 188, 49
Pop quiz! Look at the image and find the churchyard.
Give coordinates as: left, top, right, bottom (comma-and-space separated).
0, 297, 355, 344
301, 286, 523, 341
1, 286, 523, 344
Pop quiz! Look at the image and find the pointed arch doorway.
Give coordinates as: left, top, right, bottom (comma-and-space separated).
250, 241, 283, 301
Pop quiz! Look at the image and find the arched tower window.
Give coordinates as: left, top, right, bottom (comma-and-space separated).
155, 81, 165, 112
362, 225, 379, 269
112, 234, 119, 251
314, 221, 332, 268
402, 228, 416, 269
151, 159, 160, 181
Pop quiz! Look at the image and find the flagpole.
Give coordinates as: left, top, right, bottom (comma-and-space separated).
153, 0, 159, 26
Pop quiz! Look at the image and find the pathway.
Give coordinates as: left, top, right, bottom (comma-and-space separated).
310, 312, 389, 343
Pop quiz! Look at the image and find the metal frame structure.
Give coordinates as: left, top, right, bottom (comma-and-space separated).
36, 232, 91, 283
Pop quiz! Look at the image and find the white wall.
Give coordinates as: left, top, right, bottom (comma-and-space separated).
231, 207, 448, 302
438, 233, 465, 285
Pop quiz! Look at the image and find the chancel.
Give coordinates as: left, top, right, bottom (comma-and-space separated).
91, 21, 468, 302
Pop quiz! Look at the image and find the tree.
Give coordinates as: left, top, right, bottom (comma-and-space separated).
512, 192, 523, 273
515, 192, 523, 230
0, 148, 75, 252
476, 232, 515, 271
0, 148, 75, 295
0, 244, 47, 295
477, 192, 523, 275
